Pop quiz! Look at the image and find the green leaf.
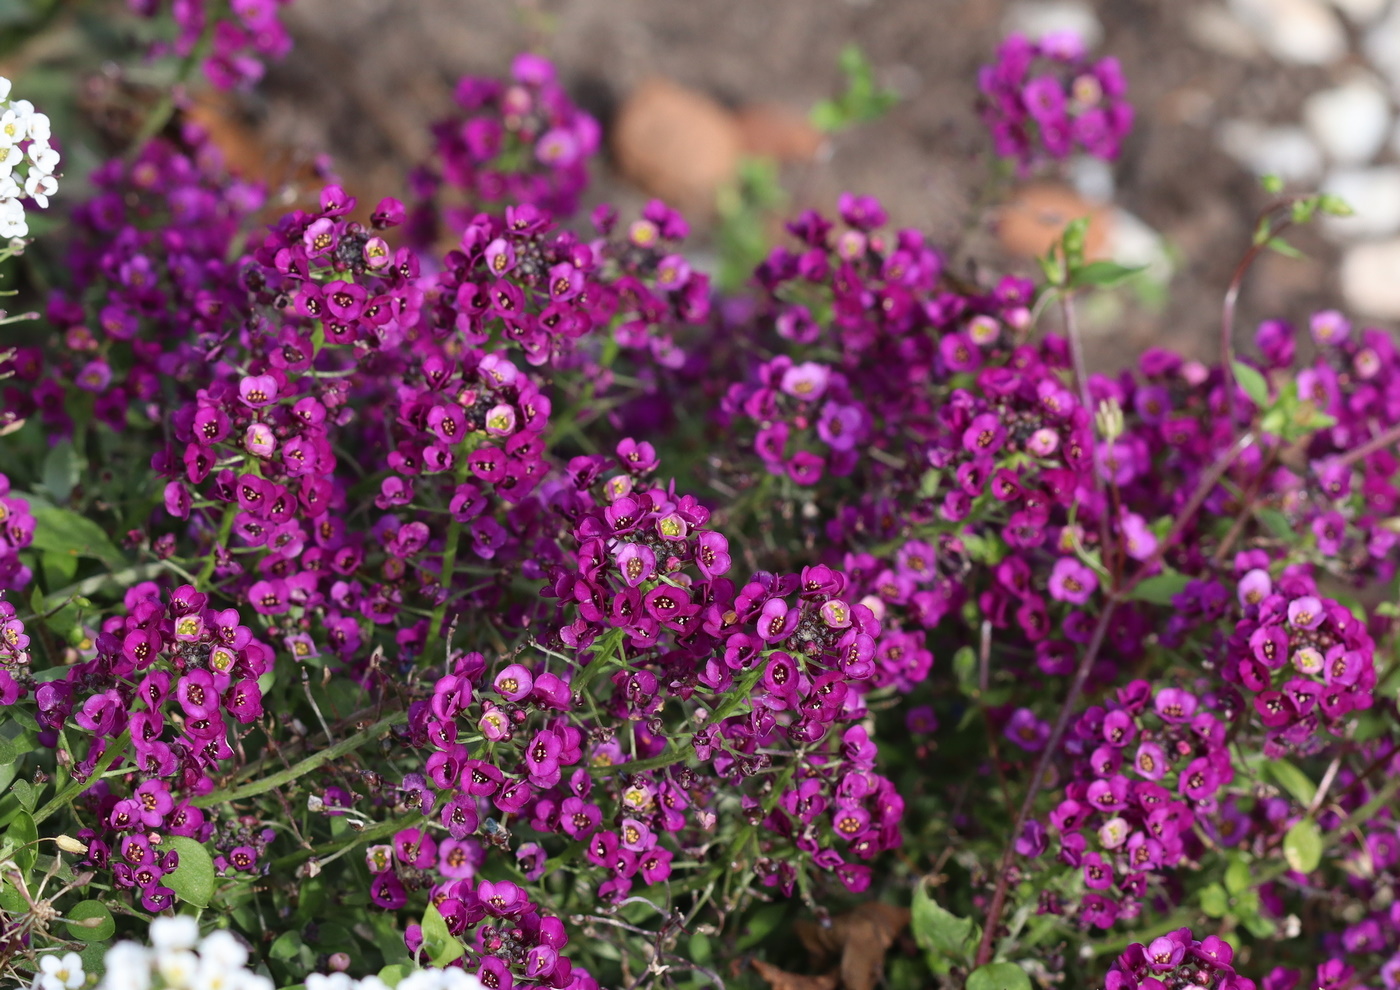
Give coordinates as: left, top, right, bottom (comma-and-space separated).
165, 836, 216, 908
911, 883, 974, 962
378, 965, 411, 987
25, 505, 126, 569
7, 811, 37, 872
1068, 260, 1146, 290
40, 441, 82, 505
1317, 193, 1354, 217
1290, 198, 1317, 225
1260, 174, 1284, 194
1265, 759, 1317, 807
952, 646, 978, 697
270, 931, 304, 962
1224, 857, 1251, 896
1232, 361, 1270, 408
10, 779, 38, 813
1128, 569, 1190, 606
1258, 508, 1293, 540
967, 962, 1032, 990
420, 903, 463, 967
1284, 818, 1323, 874
1198, 882, 1229, 918
1265, 236, 1306, 260
66, 899, 115, 941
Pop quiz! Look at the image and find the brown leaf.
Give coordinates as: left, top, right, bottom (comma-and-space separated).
751, 959, 840, 990
791, 903, 911, 990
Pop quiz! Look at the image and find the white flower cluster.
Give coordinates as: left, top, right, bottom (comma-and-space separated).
29, 915, 489, 990
0, 74, 60, 240
308, 969, 486, 990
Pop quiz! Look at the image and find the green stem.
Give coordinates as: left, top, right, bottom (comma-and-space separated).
423, 458, 474, 661
270, 812, 423, 873
195, 505, 237, 587
193, 712, 406, 808
34, 729, 130, 826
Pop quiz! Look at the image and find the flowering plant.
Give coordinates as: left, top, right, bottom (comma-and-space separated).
1, 20, 1398, 990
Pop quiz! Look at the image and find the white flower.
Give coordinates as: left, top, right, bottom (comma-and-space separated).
356, 978, 392, 990
98, 943, 152, 990
198, 930, 249, 970
0, 143, 21, 178
25, 172, 55, 208
232, 974, 274, 990
28, 140, 59, 175
149, 915, 200, 952
26, 112, 49, 142
0, 109, 25, 144
155, 948, 199, 989
0, 75, 11, 101
0, 198, 27, 239
36, 952, 85, 990
306, 975, 356, 990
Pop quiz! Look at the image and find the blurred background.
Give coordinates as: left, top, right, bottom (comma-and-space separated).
6, 0, 1400, 369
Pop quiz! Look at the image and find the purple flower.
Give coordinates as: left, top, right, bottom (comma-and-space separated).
1047, 557, 1097, 604
1006, 708, 1050, 751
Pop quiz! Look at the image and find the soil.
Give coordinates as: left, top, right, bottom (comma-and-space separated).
253, 0, 1352, 371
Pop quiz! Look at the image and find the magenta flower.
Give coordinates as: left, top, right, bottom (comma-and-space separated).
238, 374, 278, 408
1047, 557, 1097, 604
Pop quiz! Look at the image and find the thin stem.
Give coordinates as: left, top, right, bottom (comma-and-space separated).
1060, 291, 1114, 570
192, 711, 406, 808
974, 600, 1118, 967
1220, 215, 1294, 425
1330, 421, 1400, 470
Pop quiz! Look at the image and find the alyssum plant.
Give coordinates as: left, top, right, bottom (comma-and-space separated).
0, 26, 1397, 990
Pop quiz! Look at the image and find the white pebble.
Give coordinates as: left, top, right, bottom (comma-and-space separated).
1303, 76, 1392, 164
1218, 120, 1324, 183
1004, 1, 1103, 48
1321, 166, 1400, 240
1341, 238, 1400, 317
1230, 0, 1348, 64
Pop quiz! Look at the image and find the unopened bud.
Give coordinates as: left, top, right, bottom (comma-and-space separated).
1095, 398, 1124, 443
54, 835, 87, 855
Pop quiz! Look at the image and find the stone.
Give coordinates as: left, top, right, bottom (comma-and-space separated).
1340, 238, 1400, 316
1185, 5, 1263, 59
1365, 6, 1400, 96
1329, 0, 1389, 24
1320, 167, 1400, 240
1004, 1, 1103, 48
996, 183, 1112, 260
1229, 0, 1347, 64
612, 78, 744, 216
734, 104, 826, 162
1217, 121, 1324, 183
1302, 76, 1391, 165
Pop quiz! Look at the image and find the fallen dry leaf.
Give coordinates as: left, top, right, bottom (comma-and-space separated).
789, 902, 910, 990
751, 959, 841, 990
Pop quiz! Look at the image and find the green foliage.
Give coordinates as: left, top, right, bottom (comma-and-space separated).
164, 836, 215, 908
715, 157, 788, 293
810, 44, 899, 133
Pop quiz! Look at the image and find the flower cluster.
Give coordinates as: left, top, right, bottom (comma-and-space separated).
978, 32, 1134, 169
0, 473, 36, 590
1026, 681, 1235, 928
0, 75, 60, 239
6, 29, 1400, 990
125, 0, 294, 89
1103, 927, 1252, 990
409, 54, 601, 245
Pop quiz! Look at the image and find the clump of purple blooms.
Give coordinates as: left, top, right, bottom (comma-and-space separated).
1, 29, 1399, 990
978, 32, 1134, 170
